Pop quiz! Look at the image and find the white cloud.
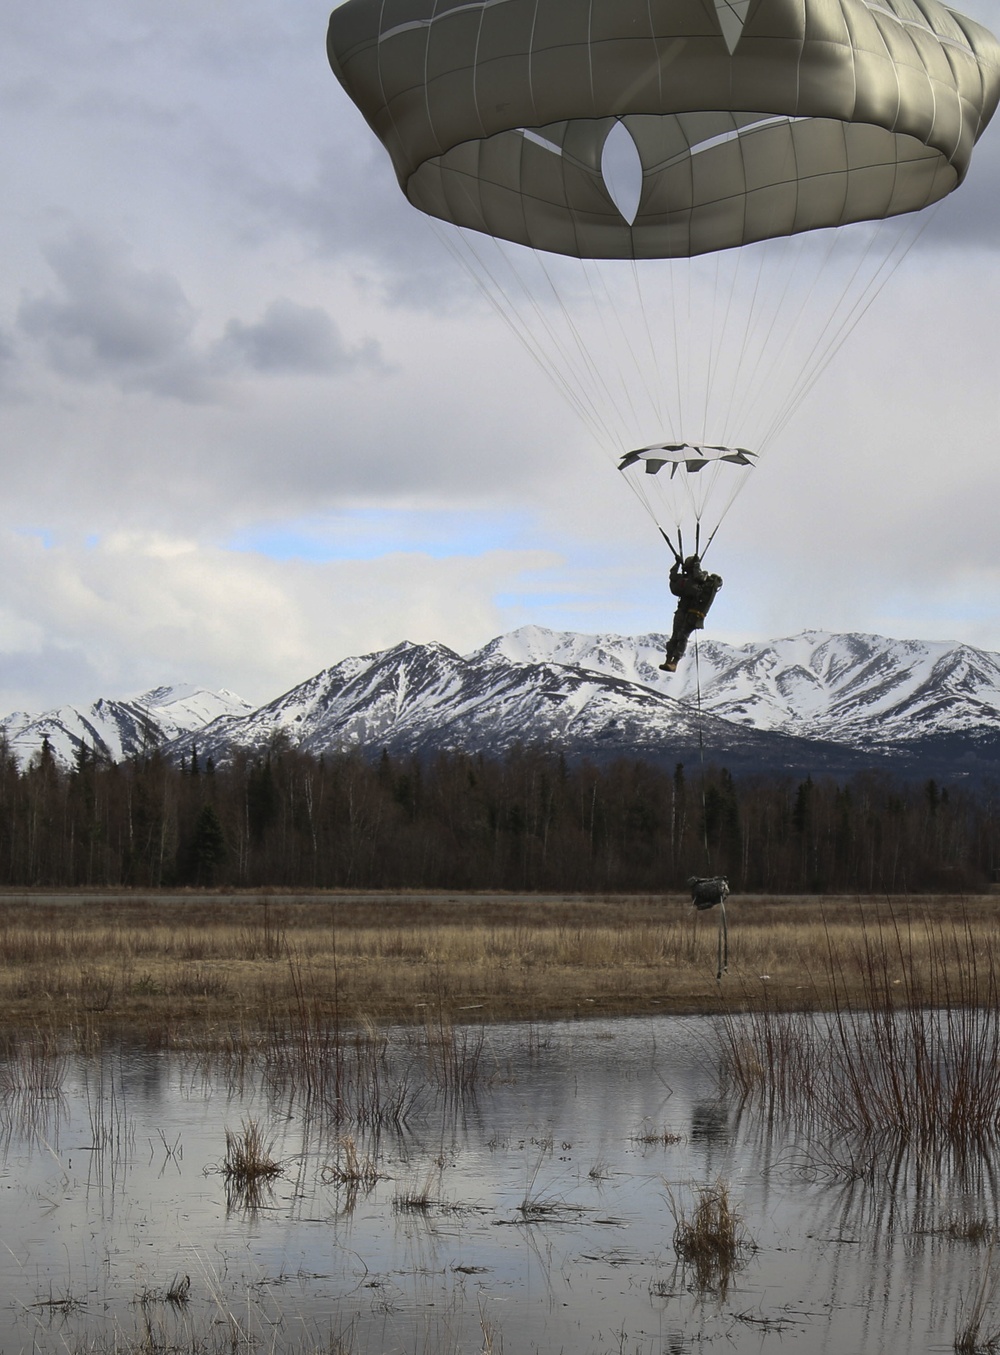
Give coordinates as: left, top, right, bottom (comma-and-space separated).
0, 0, 998, 716
0, 530, 562, 713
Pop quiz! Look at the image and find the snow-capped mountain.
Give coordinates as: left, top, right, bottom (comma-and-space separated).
1, 684, 253, 768
182, 637, 906, 776
8, 628, 1000, 777
488, 627, 1000, 754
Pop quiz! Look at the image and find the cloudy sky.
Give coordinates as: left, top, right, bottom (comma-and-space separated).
2, 1, 999, 714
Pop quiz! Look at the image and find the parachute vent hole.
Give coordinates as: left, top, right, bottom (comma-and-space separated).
714, 0, 751, 54
601, 121, 643, 226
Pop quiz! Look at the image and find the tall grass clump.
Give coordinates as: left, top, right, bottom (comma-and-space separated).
220, 1118, 283, 1210
718, 904, 1000, 1163
324, 1134, 381, 1187
668, 1179, 753, 1295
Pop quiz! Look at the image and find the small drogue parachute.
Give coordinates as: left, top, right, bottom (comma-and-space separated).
618, 444, 757, 558
328, 0, 1000, 552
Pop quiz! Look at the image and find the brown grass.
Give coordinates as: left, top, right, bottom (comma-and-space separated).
219, 1118, 283, 1211
668, 1178, 754, 1295
0, 889, 995, 1042
718, 902, 1000, 1156
323, 1134, 382, 1187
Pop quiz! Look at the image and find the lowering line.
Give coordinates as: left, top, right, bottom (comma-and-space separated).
690, 636, 729, 981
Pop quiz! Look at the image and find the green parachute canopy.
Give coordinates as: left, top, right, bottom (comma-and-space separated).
328, 0, 1000, 260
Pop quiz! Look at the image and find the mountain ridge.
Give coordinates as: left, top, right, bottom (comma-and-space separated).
6, 628, 1000, 778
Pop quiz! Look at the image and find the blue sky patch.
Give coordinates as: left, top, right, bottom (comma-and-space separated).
224, 508, 540, 562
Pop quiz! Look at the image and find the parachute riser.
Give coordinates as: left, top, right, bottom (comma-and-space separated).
657, 522, 720, 567
659, 527, 682, 563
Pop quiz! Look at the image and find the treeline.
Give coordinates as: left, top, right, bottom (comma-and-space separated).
0, 737, 996, 893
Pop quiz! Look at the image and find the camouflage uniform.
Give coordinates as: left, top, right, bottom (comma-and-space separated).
661, 556, 722, 672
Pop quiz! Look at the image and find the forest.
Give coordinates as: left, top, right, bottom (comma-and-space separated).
0, 734, 996, 895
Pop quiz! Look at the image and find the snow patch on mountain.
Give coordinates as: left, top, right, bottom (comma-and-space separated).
481, 627, 1000, 749
6, 627, 1000, 776
1, 685, 253, 768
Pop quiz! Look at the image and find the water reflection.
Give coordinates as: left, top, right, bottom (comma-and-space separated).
689, 1099, 733, 1144
0, 1015, 998, 1353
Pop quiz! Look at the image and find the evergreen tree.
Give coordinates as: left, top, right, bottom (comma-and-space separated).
190, 803, 226, 885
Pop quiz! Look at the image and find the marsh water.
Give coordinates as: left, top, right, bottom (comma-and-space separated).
1, 1014, 995, 1354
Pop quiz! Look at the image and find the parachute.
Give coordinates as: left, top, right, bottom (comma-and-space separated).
618, 443, 757, 558
328, 0, 1000, 553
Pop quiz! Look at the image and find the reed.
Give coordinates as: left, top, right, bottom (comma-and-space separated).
422, 1011, 486, 1096
0, 1027, 66, 1097
479, 1301, 503, 1355
956, 1251, 1000, 1355
631, 1125, 683, 1146
942, 1217, 994, 1244
138, 1273, 191, 1307
718, 903, 1000, 1157
223, 1118, 282, 1179
393, 1168, 439, 1213
220, 1118, 284, 1211
667, 1179, 753, 1295
323, 1134, 381, 1187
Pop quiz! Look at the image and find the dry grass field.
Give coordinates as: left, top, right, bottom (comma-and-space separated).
0, 888, 996, 1044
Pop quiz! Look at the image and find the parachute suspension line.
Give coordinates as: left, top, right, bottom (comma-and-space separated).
531, 246, 640, 449
434, 225, 615, 448
630, 257, 672, 438
659, 525, 682, 561
438, 214, 618, 447
745, 223, 886, 448
756, 211, 933, 452
493, 252, 624, 449
715, 211, 778, 443
619, 466, 672, 536
583, 259, 656, 440
511, 244, 624, 444
719, 227, 803, 446
702, 224, 778, 446
733, 231, 830, 447
580, 262, 640, 432
671, 260, 687, 439
681, 254, 695, 438
696, 467, 751, 566
701, 250, 724, 438
693, 635, 728, 980
709, 225, 761, 446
